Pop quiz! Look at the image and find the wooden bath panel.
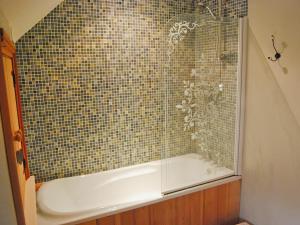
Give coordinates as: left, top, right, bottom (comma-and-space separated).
77, 180, 241, 225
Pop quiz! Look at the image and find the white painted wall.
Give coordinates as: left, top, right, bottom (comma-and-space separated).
0, 0, 63, 41
241, 0, 300, 224
248, 0, 300, 125
0, 118, 18, 225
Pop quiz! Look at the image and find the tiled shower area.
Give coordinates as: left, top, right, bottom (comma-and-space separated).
16, 0, 247, 191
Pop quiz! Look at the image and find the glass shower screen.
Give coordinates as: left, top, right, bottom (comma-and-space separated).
161, 13, 242, 193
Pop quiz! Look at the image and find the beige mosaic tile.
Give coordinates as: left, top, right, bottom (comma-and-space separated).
16, 0, 247, 182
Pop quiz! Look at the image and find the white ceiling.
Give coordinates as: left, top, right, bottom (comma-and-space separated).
0, 0, 63, 41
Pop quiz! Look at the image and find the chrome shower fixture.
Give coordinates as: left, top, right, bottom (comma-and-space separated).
198, 2, 217, 20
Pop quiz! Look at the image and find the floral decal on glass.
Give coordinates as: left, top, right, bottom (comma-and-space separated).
167, 21, 200, 57
167, 20, 224, 158
176, 67, 223, 155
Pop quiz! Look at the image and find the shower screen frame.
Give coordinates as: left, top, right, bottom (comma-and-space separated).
234, 16, 247, 176
161, 16, 248, 194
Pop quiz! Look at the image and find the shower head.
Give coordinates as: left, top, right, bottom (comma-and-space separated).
198, 2, 217, 20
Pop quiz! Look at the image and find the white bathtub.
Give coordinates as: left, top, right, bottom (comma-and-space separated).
37, 153, 235, 225
38, 161, 162, 216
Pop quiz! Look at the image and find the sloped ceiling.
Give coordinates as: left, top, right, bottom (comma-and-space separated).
249, 0, 300, 126
0, 0, 64, 42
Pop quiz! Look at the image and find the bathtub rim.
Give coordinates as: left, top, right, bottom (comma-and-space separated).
37, 175, 241, 225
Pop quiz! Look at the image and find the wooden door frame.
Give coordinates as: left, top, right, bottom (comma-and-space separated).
0, 28, 29, 225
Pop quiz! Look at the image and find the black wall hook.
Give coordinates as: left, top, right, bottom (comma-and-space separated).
268, 35, 281, 62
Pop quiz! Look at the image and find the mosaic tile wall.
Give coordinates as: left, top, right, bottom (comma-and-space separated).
17, 0, 194, 182
17, 0, 247, 182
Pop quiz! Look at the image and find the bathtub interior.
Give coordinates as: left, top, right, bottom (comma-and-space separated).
37, 161, 162, 215
162, 154, 235, 193
37, 153, 234, 216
